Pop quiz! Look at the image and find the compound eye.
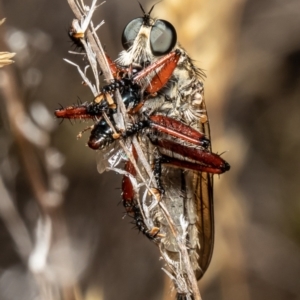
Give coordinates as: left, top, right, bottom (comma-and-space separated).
122, 18, 143, 50
150, 19, 177, 56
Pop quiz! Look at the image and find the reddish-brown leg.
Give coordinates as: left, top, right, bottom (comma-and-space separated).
133, 50, 181, 94
105, 53, 123, 79
122, 147, 160, 240
149, 115, 209, 147
152, 138, 230, 174
54, 105, 90, 119
122, 147, 137, 213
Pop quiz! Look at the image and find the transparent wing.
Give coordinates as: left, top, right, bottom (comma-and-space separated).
96, 142, 125, 174
194, 94, 214, 279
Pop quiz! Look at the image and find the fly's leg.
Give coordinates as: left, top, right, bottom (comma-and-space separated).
148, 115, 210, 148
122, 147, 160, 240
131, 204, 160, 241
125, 50, 182, 115
122, 115, 210, 148
94, 49, 182, 112
151, 150, 229, 199
133, 49, 181, 94
122, 151, 137, 214
105, 53, 123, 79
153, 153, 165, 195
55, 51, 181, 123
151, 138, 230, 174
79, 112, 213, 151
119, 114, 229, 196
55, 51, 183, 150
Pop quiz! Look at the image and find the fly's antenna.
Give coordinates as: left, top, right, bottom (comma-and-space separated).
148, 0, 163, 15
138, 1, 162, 15
138, 1, 162, 25
138, 2, 146, 14
148, 4, 155, 15
138, 1, 151, 26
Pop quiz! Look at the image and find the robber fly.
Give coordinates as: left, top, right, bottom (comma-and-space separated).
55, 3, 230, 292
115, 4, 230, 281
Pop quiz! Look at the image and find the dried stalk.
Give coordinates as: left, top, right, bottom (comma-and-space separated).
65, 0, 202, 299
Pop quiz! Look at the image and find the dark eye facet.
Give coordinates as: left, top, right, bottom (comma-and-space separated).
122, 18, 143, 50
150, 19, 177, 56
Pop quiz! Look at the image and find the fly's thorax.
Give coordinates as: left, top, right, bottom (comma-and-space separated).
177, 79, 206, 125
143, 45, 206, 125
166, 52, 206, 124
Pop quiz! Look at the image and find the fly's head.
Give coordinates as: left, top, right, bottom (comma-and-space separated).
118, 4, 177, 68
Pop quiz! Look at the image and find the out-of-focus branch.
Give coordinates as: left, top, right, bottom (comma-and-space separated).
0, 13, 80, 300
0, 68, 49, 213
0, 175, 32, 261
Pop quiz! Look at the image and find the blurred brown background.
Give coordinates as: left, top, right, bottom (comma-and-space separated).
0, 0, 300, 299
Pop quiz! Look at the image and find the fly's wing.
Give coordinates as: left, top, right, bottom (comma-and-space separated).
194, 168, 214, 279
146, 55, 215, 279
96, 142, 125, 174
194, 96, 214, 280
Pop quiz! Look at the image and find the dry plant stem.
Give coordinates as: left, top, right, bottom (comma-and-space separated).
101, 114, 152, 194
67, 0, 112, 81
66, 1, 201, 298
67, 0, 84, 22
132, 137, 156, 184
67, 0, 127, 129
103, 119, 158, 205
88, 27, 127, 129
81, 38, 100, 94
64, 58, 98, 95
86, 30, 112, 82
